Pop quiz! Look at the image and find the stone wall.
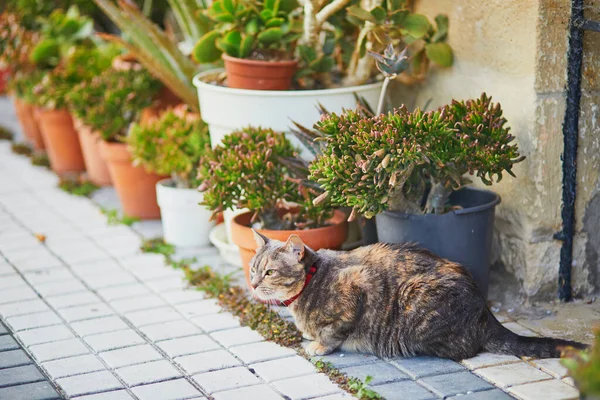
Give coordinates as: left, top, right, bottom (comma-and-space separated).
402, 0, 600, 300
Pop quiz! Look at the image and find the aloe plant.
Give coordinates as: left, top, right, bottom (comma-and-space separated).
93, 0, 200, 111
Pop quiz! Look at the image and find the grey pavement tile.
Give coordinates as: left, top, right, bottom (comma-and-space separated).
125, 307, 182, 327
34, 279, 87, 297
209, 327, 264, 348
42, 354, 106, 379
46, 292, 102, 310
0, 299, 50, 318
96, 283, 152, 302
115, 360, 183, 386
71, 316, 129, 337
192, 367, 261, 393
0, 349, 33, 369
29, 338, 90, 362
175, 300, 220, 318
212, 384, 284, 400
110, 294, 167, 313
159, 288, 206, 305
372, 380, 439, 400
17, 325, 75, 346
0, 322, 8, 335
156, 334, 220, 358
57, 303, 115, 323
131, 378, 203, 400
389, 356, 466, 379
138, 319, 202, 342
145, 276, 187, 293
99, 345, 163, 369
84, 329, 146, 352
56, 370, 124, 397
250, 356, 317, 382
0, 381, 61, 400
341, 362, 410, 385
73, 389, 135, 399
230, 341, 296, 364
271, 373, 342, 400
23, 268, 76, 285
448, 389, 513, 399
191, 314, 241, 333
175, 349, 243, 374
314, 351, 380, 369
0, 274, 26, 289
0, 335, 19, 351
0, 285, 38, 304
6, 310, 62, 331
418, 371, 494, 397
0, 364, 45, 388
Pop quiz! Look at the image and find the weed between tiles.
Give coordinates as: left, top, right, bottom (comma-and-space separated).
31, 152, 50, 168
140, 237, 176, 257
0, 125, 14, 140
100, 207, 140, 226
58, 177, 99, 197
11, 142, 33, 156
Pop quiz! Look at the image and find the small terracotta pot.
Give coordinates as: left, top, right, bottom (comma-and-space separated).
14, 97, 45, 150
222, 54, 298, 91
99, 141, 165, 219
231, 210, 348, 288
36, 108, 85, 175
74, 120, 112, 186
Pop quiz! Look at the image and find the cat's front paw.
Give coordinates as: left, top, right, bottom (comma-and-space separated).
302, 332, 315, 341
306, 341, 333, 356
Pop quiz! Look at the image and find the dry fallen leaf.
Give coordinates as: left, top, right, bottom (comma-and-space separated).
34, 233, 46, 243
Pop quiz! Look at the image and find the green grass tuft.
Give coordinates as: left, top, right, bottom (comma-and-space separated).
31, 153, 50, 168
11, 142, 33, 156
58, 177, 99, 197
100, 208, 140, 226
0, 125, 14, 141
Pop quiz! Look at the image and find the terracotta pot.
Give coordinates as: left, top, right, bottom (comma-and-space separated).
13, 97, 45, 150
231, 210, 348, 288
222, 54, 298, 91
74, 120, 112, 186
36, 108, 85, 175
99, 141, 165, 219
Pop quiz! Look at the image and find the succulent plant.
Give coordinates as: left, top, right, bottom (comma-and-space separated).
308, 93, 525, 219
67, 66, 161, 142
127, 105, 211, 188
193, 0, 301, 63
197, 127, 332, 230
561, 328, 600, 397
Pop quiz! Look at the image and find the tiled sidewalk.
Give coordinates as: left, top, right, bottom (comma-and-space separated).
0, 97, 592, 400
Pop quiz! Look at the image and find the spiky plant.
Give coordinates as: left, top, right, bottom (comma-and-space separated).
308, 93, 525, 219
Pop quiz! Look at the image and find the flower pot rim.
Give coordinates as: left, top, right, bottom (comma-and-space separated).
222, 53, 298, 67
193, 69, 383, 97
381, 187, 501, 220
232, 209, 347, 236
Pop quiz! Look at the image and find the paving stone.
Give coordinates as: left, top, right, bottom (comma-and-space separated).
46, 291, 102, 309
315, 393, 356, 399
461, 352, 521, 370
389, 356, 466, 379
57, 303, 114, 322
42, 354, 106, 379
24, 268, 75, 284
532, 358, 569, 379
29, 338, 90, 362
0, 323, 7, 334
56, 370, 123, 397
0, 364, 45, 388
71, 316, 129, 337
474, 362, 552, 388
17, 324, 75, 346
341, 362, 409, 385
119, 253, 166, 270
84, 329, 146, 352
125, 306, 181, 327
99, 344, 163, 369
73, 389, 135, 400
131, 378, 203, 400
139, 319, 202, 342
80, 271, 138, 290
192, 314, 240, 332
0, 299, 49, 317
316, 351, 380, 369
175, 349, 242, 374
507, 379, 579, 400
0, 334, 20, 351
448, 389, 514, 399
192, 366, 261, 393
0, 381, 61, 400
34, 279, 87, 297
502, 322, 538, 337
96, 283, 152, 301
271, 373, 342, 399
129, 264, 182, 282
418, 370, 494, 397
6, 310, 62, 331
0, 274, 26, 289
157, 334, 220, 358
71, 259, 122, 278
213, 384, 283, 400
371, 380, 438, 400
175, 300, 220, 318
562, 377, 575, 387
230, 341, 296, 364
160, 288, 206, 305
110, 294, 167, 313
0, 349, 32, 369
251, 355, 317, 382
115, 359, 182, 386
146, 276, 187, 293
207, 327, 263, 349
0, 285, 38, 304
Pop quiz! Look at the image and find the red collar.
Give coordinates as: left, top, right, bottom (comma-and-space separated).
256, 265, 317, 307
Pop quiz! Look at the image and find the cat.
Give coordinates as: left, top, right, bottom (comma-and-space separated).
249, 230, 589, 360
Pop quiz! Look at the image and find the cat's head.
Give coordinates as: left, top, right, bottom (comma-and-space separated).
249, 229, 309, 302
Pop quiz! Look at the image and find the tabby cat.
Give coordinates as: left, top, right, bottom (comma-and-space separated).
249, 230, 588, 360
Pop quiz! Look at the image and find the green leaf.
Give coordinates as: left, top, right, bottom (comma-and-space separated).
370, 6, 386, 23
431, 14, 449, 42
425, 42, 453, 66
167, 0, 210, 43
193, 30, 223, 63
246, 18, 259, 35
266, 17, 285, 27
310, 56, 334, 72
279, 0, 298, 12
259, 9, 273, 22
211, 0, 224, 14
346, 5, 376, 23
390, 9, 408, 25
214, 13, 235, 23
239, 35, 255, 58
257, 27, 283, 44
359, 35, 368, 58
402, 13, 430, 38
30, 39, 60, 64
221, 0, 236, 15
298, 45, 317, 63
387, 0, 405, 11
219, 30, 242, 56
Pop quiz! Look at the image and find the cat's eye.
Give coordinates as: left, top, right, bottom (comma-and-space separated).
265, 269, 275, 276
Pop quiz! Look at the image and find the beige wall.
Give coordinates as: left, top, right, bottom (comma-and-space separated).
403, 0, 600, 299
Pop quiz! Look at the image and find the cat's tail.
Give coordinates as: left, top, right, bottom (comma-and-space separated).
484, 317, 588, 358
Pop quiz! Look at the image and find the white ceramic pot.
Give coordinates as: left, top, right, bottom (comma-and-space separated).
209, 224, 243, 267
193, 69, 383, 151
156, 179, 214, 247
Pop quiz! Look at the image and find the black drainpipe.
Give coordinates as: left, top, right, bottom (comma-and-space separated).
554, 0, 600, 301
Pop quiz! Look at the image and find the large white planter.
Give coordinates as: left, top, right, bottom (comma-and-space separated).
156, 179, 214, 247
193, 70, 383, 150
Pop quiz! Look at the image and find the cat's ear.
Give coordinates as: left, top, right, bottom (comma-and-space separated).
252, 229, 269, 248
285, 235, 305, 261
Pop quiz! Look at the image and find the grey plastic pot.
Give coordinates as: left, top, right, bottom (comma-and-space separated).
375, 187, 501, 298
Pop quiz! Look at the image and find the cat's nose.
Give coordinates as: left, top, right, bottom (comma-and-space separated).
250, 280, 259, 289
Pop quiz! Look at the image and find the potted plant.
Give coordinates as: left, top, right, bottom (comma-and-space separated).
561, 328, 600, 399
197, 126, 347, 287
192, 0, 453, 147
127, 105, 214, 246
307, 93, 525, 297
